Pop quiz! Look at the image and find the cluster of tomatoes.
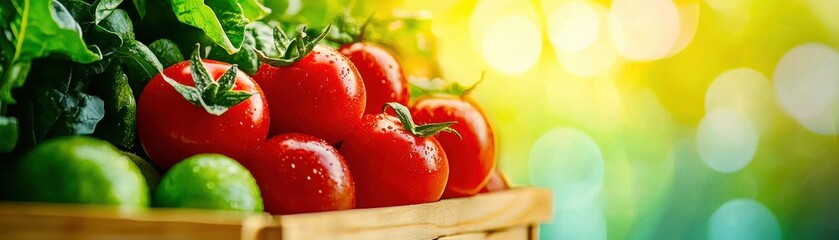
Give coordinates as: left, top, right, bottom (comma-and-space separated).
135, 24, 506, 214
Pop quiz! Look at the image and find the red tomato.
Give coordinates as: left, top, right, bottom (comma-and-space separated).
338, 42, 409, 113
479, 169, 510, 193
339, 103, 452, 208
137, 59, 269, 170
245, 133, 355, 214
412, 96, 496, 198
253, 45, 366, 144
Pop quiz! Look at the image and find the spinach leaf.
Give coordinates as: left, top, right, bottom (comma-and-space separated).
92, 65, 135, 149
169, 0, 249, 54
148, 39, 183, 68
56, 0, 92, 24
97, 9, 135, 41
0, 116, 17, 153
237, 0, 270, 21
206, 22, 272, 75
131, 0, 146, 19
115, 40, 162, 96
1, 0, 101, 104
207, 32, 256, 75
248, 21, 277, 57
48, 90, 105, 136
92, 0, 123, 24
13, 60, 105, 148
92, 9, 135, 57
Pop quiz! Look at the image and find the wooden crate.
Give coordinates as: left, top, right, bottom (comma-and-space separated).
0, 188, 552, 240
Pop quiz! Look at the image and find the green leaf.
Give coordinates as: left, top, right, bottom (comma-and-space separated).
169, 0, 249, 54
92, 9, 134, 57
56, 0, 92, 23
49, 90, 105, 136
237, 0, 270, 21
115, 40, 163, 96
148, 39, 184, 68
131, 0, 146, 19
1, 0, 101, 103
248, 21, 277, 57
91, 65, 136, 149
0, 116, 18, 153
92, 0, 123, 24
206, 22, 270, 75
96, 9, 134, 41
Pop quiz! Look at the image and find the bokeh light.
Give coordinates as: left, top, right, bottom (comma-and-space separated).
469, 0, 542, 74
272, 1, 839, 239
773, 43, 839, 135
665, 0, 700, 57
696, 108, 759, 173
547, 1, 599, 53
552, 2, 620, 77
608, 0, 681, 61
481, 15, 543, 74
541, 203, 608, 240
708, 199, 782, 240
705, 68, 777, 131
529, 128, 604, 211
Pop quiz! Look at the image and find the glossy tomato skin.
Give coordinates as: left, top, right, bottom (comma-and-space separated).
411, 96, 496, 198
253, 45, 366, 144
479, 169, 509, 193
338, 42, 409, 113
339, 114, 449, 208
244, 133, 355, 214
137, 60, 269, 170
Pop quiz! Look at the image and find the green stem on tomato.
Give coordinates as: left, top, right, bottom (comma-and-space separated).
383, 102, 461, 139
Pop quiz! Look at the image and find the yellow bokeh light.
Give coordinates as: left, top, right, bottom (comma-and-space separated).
547, 1, 600, 53
666, 0, 700, 57
608, 0, 682, 61
551, 2, 620, 77
481, 15, 543, 74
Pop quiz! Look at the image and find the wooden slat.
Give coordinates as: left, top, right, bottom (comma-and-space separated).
487, 226, 528, 240
529, 224, 540, 240
437, 232, 487, 240
0, 203, 253, 240
0, 188, 552, 240
266, 188, 552, 240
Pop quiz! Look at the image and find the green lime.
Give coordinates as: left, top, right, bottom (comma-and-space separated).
121, 151, 161, 192
153, 154, 263, 212
12, 136, 149, 208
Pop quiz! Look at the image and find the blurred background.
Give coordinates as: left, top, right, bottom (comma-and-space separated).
269, 0, 839, 239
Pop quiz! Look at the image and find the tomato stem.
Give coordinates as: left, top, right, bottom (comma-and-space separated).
460, 71, 486, 98
383, 102, 461, 139
356, 13, 375, 43
162, 44, 255, 116
254, 23, 332, 67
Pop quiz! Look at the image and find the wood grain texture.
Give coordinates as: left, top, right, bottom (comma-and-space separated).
267, 188, 552, 240
486, 226, 528, 240
437, 232, 487, 240
0, 203, 254, 240
0, 188, 552, 240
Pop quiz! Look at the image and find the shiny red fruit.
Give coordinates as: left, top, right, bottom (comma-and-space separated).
338, 42, 409, 113
137, 59, 269, 169
253, 45, 366, 144
339, 114, 449, 208
480, 169, 510, 193
245, 133, 355, 214
412, 96, 496, 198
